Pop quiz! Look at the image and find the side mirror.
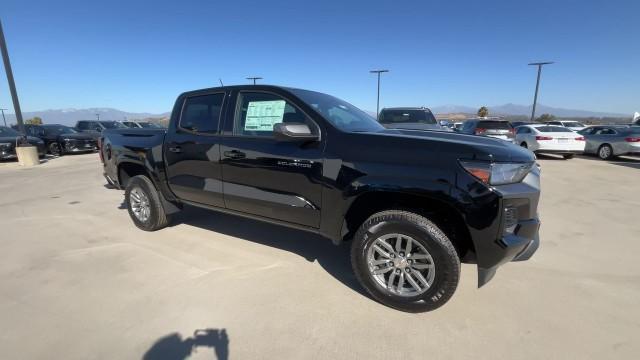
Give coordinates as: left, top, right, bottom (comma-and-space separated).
273, 123, 318, 142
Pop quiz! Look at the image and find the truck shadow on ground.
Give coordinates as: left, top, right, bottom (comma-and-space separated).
142, 328, 229, 360
172, 205, 367, 297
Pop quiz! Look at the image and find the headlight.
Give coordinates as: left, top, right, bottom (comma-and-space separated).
459, 161, 534, 185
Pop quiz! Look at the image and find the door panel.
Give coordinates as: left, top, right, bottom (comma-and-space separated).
165, 92, 226, 207
220, 90, 323, 228
221, 138, 323, 228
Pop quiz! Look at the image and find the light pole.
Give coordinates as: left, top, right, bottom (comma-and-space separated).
528, 61, 554, 122
0, 108, 7, 126
246, 77, 262, 85
96, 113, 100, 121
369, 69, 389, 118
0, 20, 25, 134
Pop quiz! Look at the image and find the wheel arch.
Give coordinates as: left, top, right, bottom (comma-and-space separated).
342, 190, 476, 261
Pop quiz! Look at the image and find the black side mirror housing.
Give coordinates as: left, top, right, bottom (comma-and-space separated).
273, 123, 318, 142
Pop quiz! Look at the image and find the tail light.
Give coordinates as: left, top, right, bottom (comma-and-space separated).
508, 128, 515, 135
575, 136, 585, 141
625, 137, 640, 142
535, 136, 553, 141
475, 128, 486, 135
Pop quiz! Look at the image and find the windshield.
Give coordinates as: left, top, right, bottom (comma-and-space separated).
0, 126, 21, 136
381, 109, 437, 124
44, 125, 77, 135
288, 89, 384, 132
563, 121, 585, 127
101, 121, 126, 129
537, 126, 573, 133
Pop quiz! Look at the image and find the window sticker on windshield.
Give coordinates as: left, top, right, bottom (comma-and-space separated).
244, 100, 286, 131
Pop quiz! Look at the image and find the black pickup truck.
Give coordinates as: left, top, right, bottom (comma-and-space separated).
101, 85, 540, 312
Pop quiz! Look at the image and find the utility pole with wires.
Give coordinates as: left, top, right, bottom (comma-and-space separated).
528, 61, 554, 122
369, 69, 389, 118
96, 113, 100, 121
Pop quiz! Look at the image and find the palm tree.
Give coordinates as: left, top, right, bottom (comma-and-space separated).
477, 106, 489, 118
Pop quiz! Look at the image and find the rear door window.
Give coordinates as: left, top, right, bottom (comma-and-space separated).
179, 93, 225, 134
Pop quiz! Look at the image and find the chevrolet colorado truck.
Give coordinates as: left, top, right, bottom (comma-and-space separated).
100, 85, 540, 312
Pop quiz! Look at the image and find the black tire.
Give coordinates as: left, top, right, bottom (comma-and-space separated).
520, 142, 528, 149
124, 175, 170, 231
351, 210, 460, 312
597, 144, 614, 160
562, 154, 575, 159
49, 142, 63, 156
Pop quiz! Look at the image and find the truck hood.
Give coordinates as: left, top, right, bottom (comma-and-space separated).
360, 128, 535, 163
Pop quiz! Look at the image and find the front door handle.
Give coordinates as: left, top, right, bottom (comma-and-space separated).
168, 146, 182, 153
223, 150, 246, 159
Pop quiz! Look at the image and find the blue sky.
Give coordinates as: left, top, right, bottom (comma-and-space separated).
1, 0, 638, 114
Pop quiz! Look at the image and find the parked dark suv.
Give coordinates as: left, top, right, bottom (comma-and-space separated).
21, 124, 97, 156
0, 126, 45, 160
460, 119, 515, 143
101, 85, 540, 312
378, 107, 448, 131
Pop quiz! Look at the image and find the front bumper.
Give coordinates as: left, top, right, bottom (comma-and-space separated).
63, 140, 97, 152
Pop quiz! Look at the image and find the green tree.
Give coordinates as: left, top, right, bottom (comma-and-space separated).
477, 106, 489, 118
25, 116, 43, 125
535, 113, 555, 123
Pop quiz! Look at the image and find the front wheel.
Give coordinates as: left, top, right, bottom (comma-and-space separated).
351, 210, 460, 312
48, 142, 63, 156
125, 175, 170, 231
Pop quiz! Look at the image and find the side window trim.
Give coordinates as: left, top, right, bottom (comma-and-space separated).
230, 90, 320, 139
177, 91, 226, 136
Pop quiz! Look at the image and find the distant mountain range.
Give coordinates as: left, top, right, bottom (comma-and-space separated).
430, 103, 627, 118
2, 108, 170, 126
0, 104, 629, 127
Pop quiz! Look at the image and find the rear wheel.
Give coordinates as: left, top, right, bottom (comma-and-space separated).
351, 210, 460, 312
125, 175, 170, 231
563, 154, 575, 159
598, 144, 613, 160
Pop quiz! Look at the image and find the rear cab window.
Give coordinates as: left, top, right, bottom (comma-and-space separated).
477, 121, 512, 130
379, 109, 436, 124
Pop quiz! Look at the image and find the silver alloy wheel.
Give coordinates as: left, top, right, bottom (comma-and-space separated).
130, 187, 151, 222
599, 145, 611, 159
366, 233, 436, 297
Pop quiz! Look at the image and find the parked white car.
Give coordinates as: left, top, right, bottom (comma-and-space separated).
515, 124, 586, 159
545, 120, 586, 131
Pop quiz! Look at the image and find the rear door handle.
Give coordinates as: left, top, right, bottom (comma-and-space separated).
168, 146, 182, 153
223, 150, 246, 159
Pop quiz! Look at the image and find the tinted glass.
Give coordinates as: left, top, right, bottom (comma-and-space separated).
43, 125, 78, 135
477, 121, 512, 129
235, 92, 311, 137
180, 93, 225, 133
288, 88, 384, 132
537, 126, 573, 133
100, 121, 126, 129
379, 109, 436, 124
0, 126, 21, 136
76, 122, 89, 130
516, 127, 530, 134
139, 122, 161, 128
563, 121, 585, 127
